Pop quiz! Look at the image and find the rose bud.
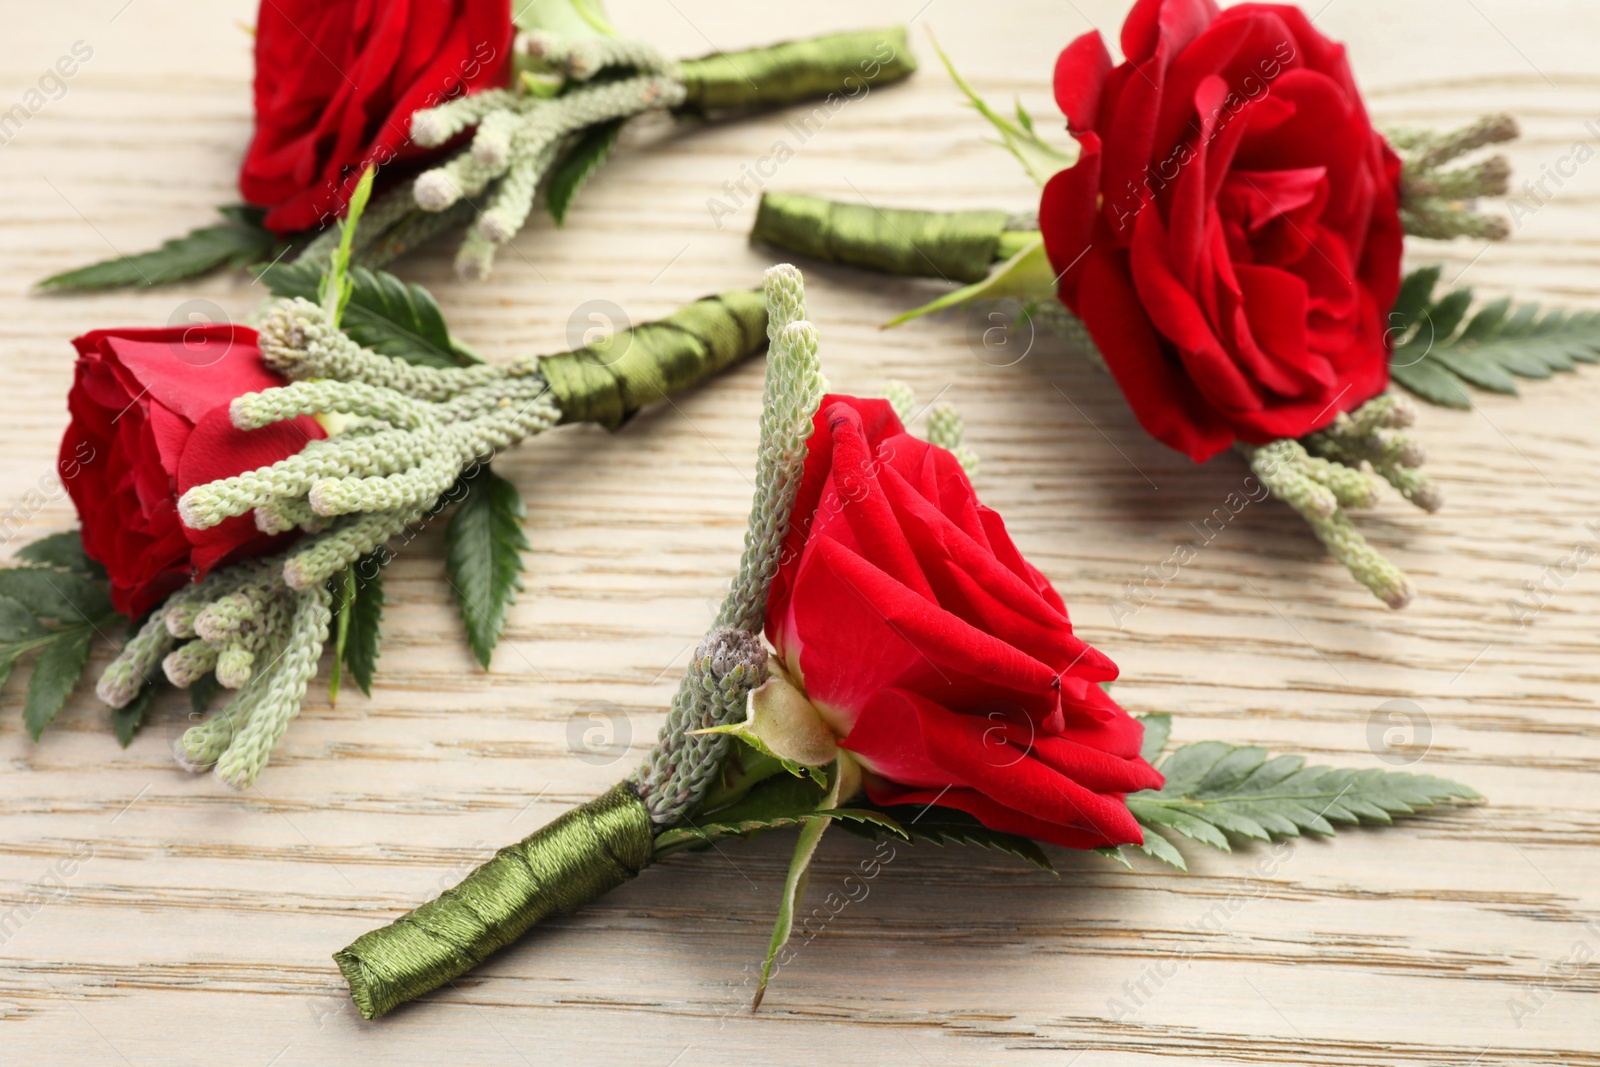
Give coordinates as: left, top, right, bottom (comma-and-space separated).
762, 396, 1162, 850
59, 325, 324, 616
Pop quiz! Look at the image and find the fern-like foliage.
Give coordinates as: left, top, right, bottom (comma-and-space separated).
854, 804, 1056, 873
1122, 715, 1480, 872
1389, 265, 1600, 408
38, 206, 280, 291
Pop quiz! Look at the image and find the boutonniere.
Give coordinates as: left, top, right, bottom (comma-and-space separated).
750, 0, 1588, 607
5, 172, 767, 783
333, 264, 1477, 1019
39, 0, 915, 289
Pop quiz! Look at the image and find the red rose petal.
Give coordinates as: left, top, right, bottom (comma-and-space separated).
1053, 32, 1113, 133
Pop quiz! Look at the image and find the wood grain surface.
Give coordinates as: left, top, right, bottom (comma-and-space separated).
3, 2, 1598, 1064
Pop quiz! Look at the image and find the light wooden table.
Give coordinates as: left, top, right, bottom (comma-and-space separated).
3, 2, 1597, 1064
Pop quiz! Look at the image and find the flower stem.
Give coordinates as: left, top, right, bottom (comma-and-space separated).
334, 782, 653, 1019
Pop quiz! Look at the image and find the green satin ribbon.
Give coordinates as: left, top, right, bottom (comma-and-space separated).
679, 27, 916, 111
335, 782, 654, 1020
541, 289, 768, 429
751, 192, 1012, 284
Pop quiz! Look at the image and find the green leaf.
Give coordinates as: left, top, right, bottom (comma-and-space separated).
15, 531, 104, 579
861, 803, 1056, 874
1389, 268, 1600, 407
0, 648, 21, 695
656, 757, 916, 855
189, 671, 221, 718
327, 551, 387, 699
1390, 357, 1473, 408
329, 567, 353, 704
754, 814, 829, 1010
929, 33, 1075, 185
692, 770, 827, 828
1124, 738, 1480, 868
1095, 845, 1135, 870
321, 165, 376, 328
0, 594, 46, 643
0, 567, 112, 624
654, 806, 904, 856
256, 261, 480, 368
545, 119, 624, 225
1138, 827, 1188, 872
1388, 264, 1440, 334
112, 679, 158, 747
444, 466, 528, 669
23, 626, 93, 740
342, 555, 384, 697
38, 207, 277, 291
883, 235, 1055, 327
1137, 713, 1172, 766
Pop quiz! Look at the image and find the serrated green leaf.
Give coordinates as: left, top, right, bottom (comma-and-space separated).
1130, 801, 1233, 851
0, 594, 46, 643
445, 466, 528, 669
863, 804, 1057, 874
38, 207, 277, 291
112, 679, 157, 747
0, 567, 112, 624
256, 260, 480, 368
1459, 296, 1511, 342
1390, 356, 1473, 407
694, 769, 827, 828
1137, 713, 1172, 766
1388, 264, 1440, 334
1095, 845, 1135, 870
1422, 287, 1474, 340
654, 806, 905, 855
1390, 268, 1600, 406
24, 626, 93, 740
343, 555, 384, 697
545, 119, 624, 225
1138, 827, 1188, 871
15, 531, 104, 579
1149, 740, 1235, 796
660, 753, 911, 855
1124, 738, 1480, 869
0, 648, 21, 694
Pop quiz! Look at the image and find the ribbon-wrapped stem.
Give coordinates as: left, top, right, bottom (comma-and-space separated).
752, 191, 1027, 283
301, 27, 917, 281
678, 27, 916, 111
336, 782, 654, 1020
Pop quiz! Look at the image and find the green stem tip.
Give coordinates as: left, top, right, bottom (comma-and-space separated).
335, 782, 653, 1019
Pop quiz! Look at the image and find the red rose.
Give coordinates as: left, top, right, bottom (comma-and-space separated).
1040, 0, 1403, 462
59, 326, 325, 617
239, 0, 515, 233
764, 396, 1162, 849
